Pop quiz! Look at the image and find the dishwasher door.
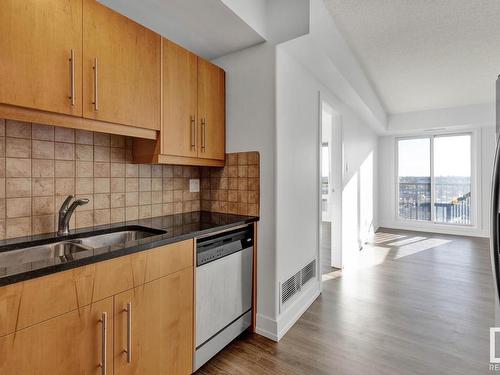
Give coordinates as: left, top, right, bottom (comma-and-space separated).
196, 245, 253, 347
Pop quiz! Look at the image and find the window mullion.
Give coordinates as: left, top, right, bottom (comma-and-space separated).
430, 136, 435, 223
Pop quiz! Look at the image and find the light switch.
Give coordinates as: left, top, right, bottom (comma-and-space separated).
189, 179, 200, 193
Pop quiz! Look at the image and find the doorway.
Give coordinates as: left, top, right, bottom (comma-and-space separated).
319, 100, 342, 280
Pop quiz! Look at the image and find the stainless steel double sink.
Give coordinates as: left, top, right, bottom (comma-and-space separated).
0, 226, 166, 268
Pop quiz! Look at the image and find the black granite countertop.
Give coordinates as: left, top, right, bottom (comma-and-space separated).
0, 211, 258, 286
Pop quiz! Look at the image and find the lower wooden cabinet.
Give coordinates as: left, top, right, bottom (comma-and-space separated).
0, 297, 114, 374
0, 240, 195, 375
114, 267, 194, 375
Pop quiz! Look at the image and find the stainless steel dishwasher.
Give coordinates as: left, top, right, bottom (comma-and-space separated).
195, 225, 254, 370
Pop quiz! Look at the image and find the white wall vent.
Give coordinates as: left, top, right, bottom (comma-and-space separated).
280, 259, 317, 310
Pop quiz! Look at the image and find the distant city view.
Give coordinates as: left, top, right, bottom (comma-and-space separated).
399, 176, 471, 224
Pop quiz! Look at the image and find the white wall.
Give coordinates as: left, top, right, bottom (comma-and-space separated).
275, 45, 378, 337
378, 126, 495, 237
213, 43, 278, 335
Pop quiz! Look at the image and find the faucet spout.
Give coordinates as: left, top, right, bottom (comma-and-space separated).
57, 195, 89, 236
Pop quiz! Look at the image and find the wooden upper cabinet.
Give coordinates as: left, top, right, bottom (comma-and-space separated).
114, 268, 194, 375
0, 0, 83, 116
162, 39, 198, 158
198, 58, 226, 161
0, 297, 113, 375
82, 0, 161, 130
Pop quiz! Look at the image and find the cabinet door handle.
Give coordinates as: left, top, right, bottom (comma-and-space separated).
190, 116, 196, 150
69, 50, 75, 106
99, 312, 107, 375
201, 118, 206, 151
92, 58, 99, 111
124, 302, 132, 363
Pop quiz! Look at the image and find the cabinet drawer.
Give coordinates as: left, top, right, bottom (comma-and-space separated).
0, 239, 193, 336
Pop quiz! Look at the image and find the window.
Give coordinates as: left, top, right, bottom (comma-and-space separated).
397, 133, 472, 225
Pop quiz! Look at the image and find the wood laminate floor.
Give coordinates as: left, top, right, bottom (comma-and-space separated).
196, 228, 495, 375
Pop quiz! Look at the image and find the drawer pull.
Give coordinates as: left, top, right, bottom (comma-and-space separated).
124, 302, 132, 363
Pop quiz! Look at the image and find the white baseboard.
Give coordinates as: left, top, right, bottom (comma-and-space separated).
276, 280, 320, 341
255, 313, 278, 341
379, 221, 489, 238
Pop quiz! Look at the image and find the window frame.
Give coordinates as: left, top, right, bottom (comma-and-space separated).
395, 131, 476, 227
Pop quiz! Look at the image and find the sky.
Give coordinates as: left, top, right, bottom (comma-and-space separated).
398, 135, 471, 177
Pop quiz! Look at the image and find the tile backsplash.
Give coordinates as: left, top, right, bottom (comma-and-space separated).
201, 152, 260, 216
0, 119, 260, 240
0, 119, 200, 239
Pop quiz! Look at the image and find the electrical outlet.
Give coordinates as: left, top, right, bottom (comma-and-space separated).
189, 179, 200, 193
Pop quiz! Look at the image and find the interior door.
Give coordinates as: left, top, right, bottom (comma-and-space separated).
0, 297, 113, 374
198, 58, 225, 161
0, 0, 83, 116
114, 268, 193, 375
162, 39, 198, 158
83, 0, 161, 130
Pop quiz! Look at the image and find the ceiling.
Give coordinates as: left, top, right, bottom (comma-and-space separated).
99, 0, 265, 60
324, 0, 500, 114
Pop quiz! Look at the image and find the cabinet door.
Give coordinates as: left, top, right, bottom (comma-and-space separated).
114, 268, 193, 375
0, 0, 83, 116
162, 39, 198, 158
83, 0, 161, 130
198, 58, 225, 161
0, 297, 113, 374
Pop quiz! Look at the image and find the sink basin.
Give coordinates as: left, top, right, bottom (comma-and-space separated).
0, 240, 90, 268
0, 226, 166, 273
78, 228, 165, 249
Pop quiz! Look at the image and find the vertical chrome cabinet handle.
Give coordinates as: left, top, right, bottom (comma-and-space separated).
99, 312, 107, 375
190, 116, 196, 150
201, 118, 206, 151
69, 50, 75, 106
92, 58, 99, 111
124, 302, 132, 363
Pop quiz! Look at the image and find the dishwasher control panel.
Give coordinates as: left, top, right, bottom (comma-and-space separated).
196, 226, 253, 266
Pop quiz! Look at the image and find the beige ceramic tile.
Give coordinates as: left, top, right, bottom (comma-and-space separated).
110, 148, 125, 162
110, 207, 125, 223
0, 119, 5, 136
162, 165, 173, 177
6, 120, 31, 139
125, 178, 139, 192
32, 215, 54, 235
32, 124, 54, 141
111, 163, 125, 178
152, 191, 162, 204
152, 203, 162, 217
94, 178, 110, 193
110, 135, 125, 148
139, 191, 151, 205
55, 160, 75, 178
6, 197, 31, 218
126, 191, 138, 206
139, 164, 151, 178
32, 178, 54, 197
152, 165, 162, 177
32, 159, 54, 178
0, 199, 5, 218
94, 194, 110, 209
110, 178, 125, 193
162, 203, 173, 215
139, 178, 151, 192
94, 133, 110, 147
126, 164, 138, 178
94, 162, 110, 177
76, 161, 93, 178
6, 217, 31, 238
111, 193, 125, 208
75, 211, 94, 228
55, 178, 75, 196
76, 177, 93, 194
125, 206, 138, 221
76, 144, 93, 161
54, 142, 74, 160
6, 138, 31, 158
162, 190, 173, 203
0, 137, 5, 158
94, 146, 110, 162
32, 139, 56, 160
6, 178, 31, 198
75, 130, 93, 145
139, 205, 151, 219
54, 127, 74, 143
163, 178, 173, 190
32, 196, 54, 216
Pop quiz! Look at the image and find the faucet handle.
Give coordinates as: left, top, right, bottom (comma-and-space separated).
60, 195, 74, 213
